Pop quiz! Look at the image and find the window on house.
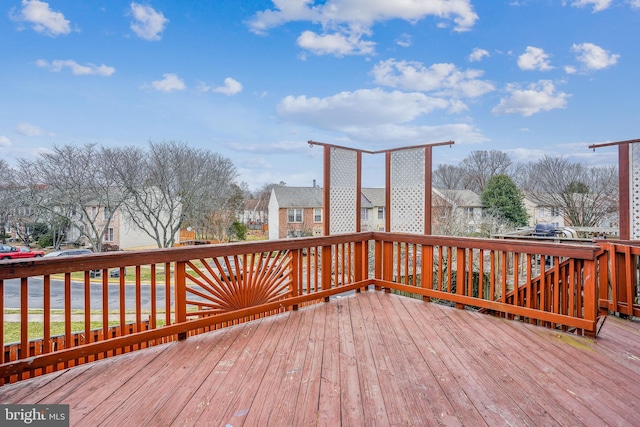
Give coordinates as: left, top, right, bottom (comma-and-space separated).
539, 208, 545, 217
551, 207, 559, 216
104, 207, 112, 220
313, 208, 322, 223
378, 207, 384, 219
361, 208, 368, 220
105, 227, 114, 242
91, 206, 97, 217
288, 209, 303, 223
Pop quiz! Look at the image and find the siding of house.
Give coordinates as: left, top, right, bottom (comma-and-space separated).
269, 187, 324, 239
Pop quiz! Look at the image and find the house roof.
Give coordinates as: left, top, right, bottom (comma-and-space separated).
272, 186, 323, 208
362, 188, 385, 207
272, 186, 484, 209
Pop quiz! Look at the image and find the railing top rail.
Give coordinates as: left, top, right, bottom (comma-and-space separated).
372, 232, 600, 260
0, 233, 374, 280
0, 231, 603, 281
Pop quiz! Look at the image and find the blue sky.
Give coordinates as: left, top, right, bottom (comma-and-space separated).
1, 1, 638, 190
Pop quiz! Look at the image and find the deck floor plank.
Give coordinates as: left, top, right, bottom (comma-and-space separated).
347, 294, 390, 426
291, 301, 327, 426
446, 306, 590, 426
316, 298, 343, 427
1, 290, 639, 426
356, 291, 416, 425
492, 312, 639, 427
264, 304, 318, 426
337, 295, 364, 427
213, 311, 296, 426
85, 327, 230, 426
371, 292, 458, 426
383, 296, 485, 427
144, 322, 257, 427
407, 295, 531, 426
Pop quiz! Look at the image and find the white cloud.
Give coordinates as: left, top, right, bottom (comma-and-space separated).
631, 0, 640, 8
341, 123, 488, 145
571, 42, 619, 70
0, 136, 11, 147
297, 30, 375, 56
36, 59, 116, 76
214, 78, 243, 96
518, 46, 553, 71
247, 0, 478, 56
147, 73, 186, 92
396, 33, 412, 48
571, 0, 613, 12
11, 0, 71, 36
277, 88, 452, 130
129, 3, 168, 41
469, 48, 489, 62
564, 65, 577, 74
492, 80, 570, 116
504, 147, 547, 162
16, 122, 44, 136
197, 78, 243, 95
372, 59, 495, 99
229, 140, 310, 154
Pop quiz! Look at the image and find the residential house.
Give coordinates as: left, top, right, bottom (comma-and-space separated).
71, 203, 164, 250
238, 198, 268, 231
523, 194, 565, 228
268, 186, 324, 240
361, 188, 386, 231
432, 189, 484, 235
269, 186, 488, 239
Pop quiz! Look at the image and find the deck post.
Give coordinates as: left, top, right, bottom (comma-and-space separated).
322, 245, 332, 301
583, 258, 598, 337
354, 240, 364, 291
374, 239, 382, 291
422, 245, 432, 302
291, 250, 300, 310
175, 261, 187, 340
383, 240, 393, 293
455, 247, 465, 309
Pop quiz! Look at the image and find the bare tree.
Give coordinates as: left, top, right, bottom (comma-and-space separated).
0, 160, 15, 244
433, 164, 465, 190
108, 141, 238, 248
460, 150, 513, 193
527, 156, 618, 227
33, 144, 128, 252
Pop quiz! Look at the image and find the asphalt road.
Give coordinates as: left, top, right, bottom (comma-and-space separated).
2, 277, 170, 310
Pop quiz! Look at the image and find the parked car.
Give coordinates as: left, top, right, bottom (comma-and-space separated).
0, 245, 45, 260
43, 249, 93, 257
89, 267, 126, 279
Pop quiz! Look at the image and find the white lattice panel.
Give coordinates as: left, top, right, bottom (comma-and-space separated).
631, 143, 640, 239
390, 148, 425, 234
329, 147, 357, 234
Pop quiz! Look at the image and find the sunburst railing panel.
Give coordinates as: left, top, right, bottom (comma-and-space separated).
184, 251, 294, 317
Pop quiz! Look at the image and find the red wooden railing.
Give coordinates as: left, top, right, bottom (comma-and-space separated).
0, 232, 633, 385
596, 240, 640, 318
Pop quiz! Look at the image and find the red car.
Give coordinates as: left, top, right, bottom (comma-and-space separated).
0, 245, 45, 260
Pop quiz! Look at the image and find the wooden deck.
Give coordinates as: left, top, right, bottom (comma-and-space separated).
1, 290, 639, 426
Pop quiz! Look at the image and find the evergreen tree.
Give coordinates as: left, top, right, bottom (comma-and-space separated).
481, 174, 528, 227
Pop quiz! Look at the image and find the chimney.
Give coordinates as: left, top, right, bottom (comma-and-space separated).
313, 179, 316, 188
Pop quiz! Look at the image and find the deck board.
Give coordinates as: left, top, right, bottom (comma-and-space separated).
1, 289, 639, 426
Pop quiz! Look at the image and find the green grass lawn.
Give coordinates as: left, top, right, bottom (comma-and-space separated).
4, 321, 115, 344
